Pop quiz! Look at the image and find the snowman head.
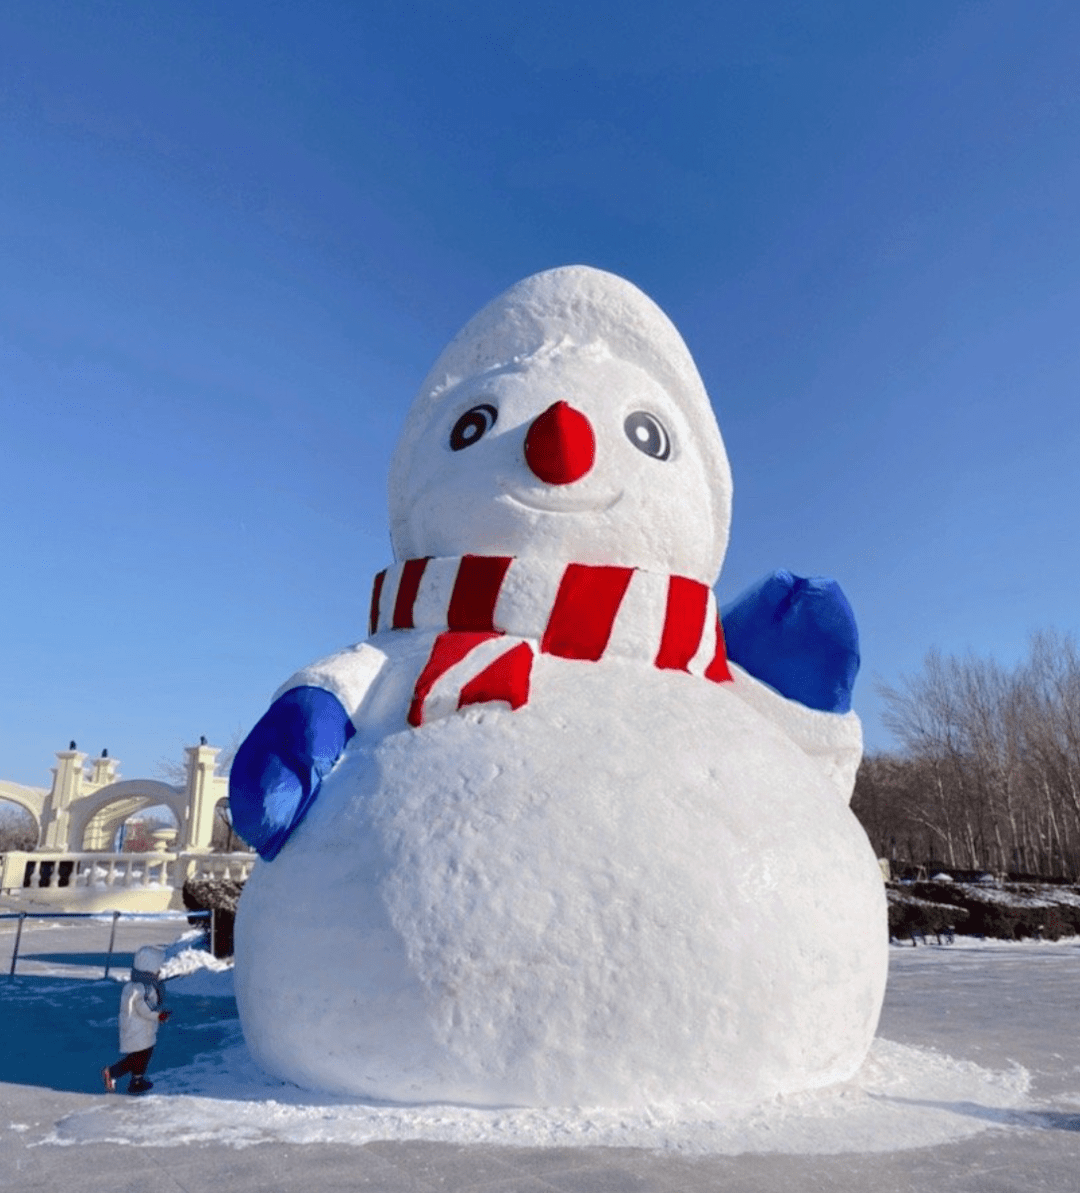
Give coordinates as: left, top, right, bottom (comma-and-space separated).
388, 266, 732, 585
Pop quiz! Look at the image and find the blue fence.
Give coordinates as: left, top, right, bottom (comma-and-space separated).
0, 909, 211, 977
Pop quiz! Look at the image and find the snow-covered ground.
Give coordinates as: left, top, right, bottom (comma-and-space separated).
5, 925, 1077, 1155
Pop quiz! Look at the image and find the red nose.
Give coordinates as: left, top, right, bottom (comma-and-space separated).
523, 401, 595, 485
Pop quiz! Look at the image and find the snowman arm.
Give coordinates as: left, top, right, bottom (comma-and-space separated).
229, 644, 386, 860
727, 663, 864, 802
720, 571, 862, 802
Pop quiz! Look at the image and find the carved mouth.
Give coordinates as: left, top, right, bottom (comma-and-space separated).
502, 488, 624, 514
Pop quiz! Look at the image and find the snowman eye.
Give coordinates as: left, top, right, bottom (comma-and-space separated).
450, 403, 498, 451
624, 411, 671, 460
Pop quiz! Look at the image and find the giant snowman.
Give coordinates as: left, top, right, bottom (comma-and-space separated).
230, 265, 887, 1108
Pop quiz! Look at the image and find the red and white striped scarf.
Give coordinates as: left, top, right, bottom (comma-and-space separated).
370, 556, 732, 727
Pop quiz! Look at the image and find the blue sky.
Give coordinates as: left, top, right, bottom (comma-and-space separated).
3, 1, 1079, 788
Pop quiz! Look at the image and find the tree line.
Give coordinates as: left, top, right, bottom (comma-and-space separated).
851, 630, 1080, 880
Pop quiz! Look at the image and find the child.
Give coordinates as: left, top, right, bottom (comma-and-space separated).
101, 944, 172, 1094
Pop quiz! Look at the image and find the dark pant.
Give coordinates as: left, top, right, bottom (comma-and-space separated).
108, 1047, 154, 1082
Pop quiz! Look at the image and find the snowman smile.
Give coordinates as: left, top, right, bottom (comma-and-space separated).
502, 487, 624, 514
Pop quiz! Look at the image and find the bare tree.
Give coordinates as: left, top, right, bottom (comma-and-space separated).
861, 632, 1080, 880
154, 730, 245, 787
0, 802, 38, 851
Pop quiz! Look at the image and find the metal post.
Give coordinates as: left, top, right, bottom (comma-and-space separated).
103, 910, 120, 979
210, 909, 216, 958
9, 912, 26, 976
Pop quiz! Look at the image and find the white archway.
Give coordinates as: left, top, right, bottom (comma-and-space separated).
0, 780, 47, 842
0, 794, 41, 850
0, 743, 252, 912
66, 779, 185, 853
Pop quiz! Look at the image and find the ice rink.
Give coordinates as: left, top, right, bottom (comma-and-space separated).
2, 918, 1079, 1191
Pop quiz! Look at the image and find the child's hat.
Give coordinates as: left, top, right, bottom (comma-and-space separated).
134, 945, 166, 973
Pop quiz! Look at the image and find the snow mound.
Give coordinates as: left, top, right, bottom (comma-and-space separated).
159, 947, 231, 983
46, 1037, 1030, 1155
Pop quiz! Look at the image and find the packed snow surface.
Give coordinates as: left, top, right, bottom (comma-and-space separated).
10, 935, 1079, 1156
39, 954, 1035, 1154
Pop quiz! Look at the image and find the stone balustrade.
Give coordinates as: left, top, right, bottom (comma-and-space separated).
190, 853, 257, 883
0, 849, 256, 912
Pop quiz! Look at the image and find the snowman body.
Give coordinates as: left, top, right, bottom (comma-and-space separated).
232, 266, 887, 1107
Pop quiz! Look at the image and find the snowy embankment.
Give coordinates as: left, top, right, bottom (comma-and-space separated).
27, 936, 1049, 1155
888, 880, 1080, 941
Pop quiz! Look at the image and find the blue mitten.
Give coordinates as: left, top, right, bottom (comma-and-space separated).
720, 570, 860, 714
229, 686, 356, 861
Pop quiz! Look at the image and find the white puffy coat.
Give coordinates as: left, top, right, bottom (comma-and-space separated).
118, 981, 162, 1053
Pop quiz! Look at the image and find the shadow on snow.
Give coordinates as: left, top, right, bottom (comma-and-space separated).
13, 951, 136, 971
878, 1096, 1080, 1134
0, 974, 237, 1095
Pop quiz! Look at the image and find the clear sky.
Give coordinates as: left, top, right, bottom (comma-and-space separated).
3, 1, 1079, 789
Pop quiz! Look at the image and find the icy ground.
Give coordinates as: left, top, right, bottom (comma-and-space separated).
4, 925, 1079, 1156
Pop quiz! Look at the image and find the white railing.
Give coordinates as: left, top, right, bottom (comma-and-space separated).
3, 851, 174, 893
0, 849, 256, 897
188, 853, 256, 883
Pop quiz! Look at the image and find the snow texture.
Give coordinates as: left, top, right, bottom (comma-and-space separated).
42, 958, 1034, 1155
233, 265, 887, 1106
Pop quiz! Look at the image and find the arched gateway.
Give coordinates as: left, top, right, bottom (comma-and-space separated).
0, 744, 254, 912
69, 779, 185, 851
0, 780, 45, 841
